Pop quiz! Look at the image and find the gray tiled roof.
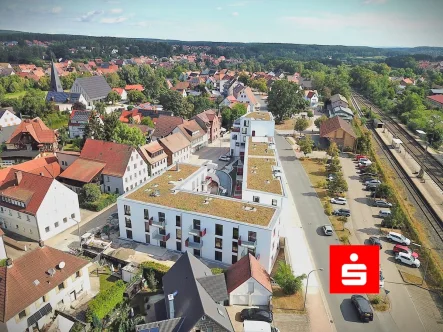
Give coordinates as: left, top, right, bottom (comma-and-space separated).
46, 91, 82, 103
70, 110, 91, 123
50, 62, 64, 92
136, 318, 183, 332
0, 125, 18, 144
73, 76, 111, 101
197, 274, 229, 303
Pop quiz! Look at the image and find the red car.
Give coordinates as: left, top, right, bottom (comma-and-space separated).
393, 244, 419, 258
356, 155, 367, 161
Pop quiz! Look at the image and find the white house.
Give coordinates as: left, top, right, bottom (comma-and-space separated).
68, 110, 103, 139
112, 88, 127, 101
158, 132, 191, 166
117, 162, 282, 273
173, 120, 208, 153
0, 171, 80, 242
234, 86, 260, 111
226, 253, 273, 306
138, 141, 168, 177
0, 229, 6, 260
304, 90, 319, 106
0, 246, 91, 332
0, 109, 21, 127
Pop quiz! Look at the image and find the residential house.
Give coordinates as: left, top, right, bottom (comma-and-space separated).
330, 94, 349, 109
135, 252, 233, 332
0, 109, 21, 127
151, 115, 184, 141
234, 86, 260, 111
112, 88, 127, 101
138, 141, 168, 177
45, 92, 87, 111
329, 106, 354, 121
426, 95, 443, 109
226, 253, 272, 306
304, 90, 319, 106
173, 120, 207, 152
430, 88, 443, 95
119, 109, 142, 124
0, 63, 14, 77
0, 170, 80, 241
0, 229, 6, 260
0, 246, 91, 332
125, 84, 144, 92
158, 132, 191, 166
58, 139, 148, 194
299, 77, 313, 89
192, 109, 221, 143
400, 78, 414, 87
68, 110, 103, 139
320, 116, 357, 150
70, 76, 111, 108
219, 95, 238, 108
2, 118, 57, 166
0, 157, 61, 186
55, 151, 80, 170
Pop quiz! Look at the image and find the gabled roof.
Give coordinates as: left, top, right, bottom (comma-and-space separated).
152, 115, 184, 138
171, 81, 190, 91
0, 246, 89, 322
6, 118, 56, 145
176, 120, 205, 142
330, 94, 348, 104
69, 110, 91, 123
0, 125, 17, 144
58, 158, 106, 183
125, 84, 144, 91
196, 274, 229, 303
50, 62, 64, 92
158, 132, 190, 153
162, 252, 233, 332
112, 87, 125, 95
72, 76, 111, 100
225, 253, 272, 294
46, 91, 82, 104
0, 156, 61, 184
79, 139, 134, 177
320, 116, 357, 138
427, 94, 443, 105
138, 141, 167, 166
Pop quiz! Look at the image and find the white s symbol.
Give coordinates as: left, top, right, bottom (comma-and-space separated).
341, 253, 367, 286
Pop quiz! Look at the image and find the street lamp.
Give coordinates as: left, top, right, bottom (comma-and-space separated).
303, 268, 324, 311
412, 242, 430, 285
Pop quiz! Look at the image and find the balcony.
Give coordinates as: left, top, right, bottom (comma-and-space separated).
232, 127, 240, 132
151, 229, 170, 242
185, 237, 203, 249
240, 248, 260, 260
149, 217, 166, 228
238, 236, 257, 249
188, 226, 207, 237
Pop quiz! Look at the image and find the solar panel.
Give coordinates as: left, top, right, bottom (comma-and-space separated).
27, 303, 52, 327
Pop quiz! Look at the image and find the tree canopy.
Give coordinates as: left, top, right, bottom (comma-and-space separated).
267, 80, 308, 123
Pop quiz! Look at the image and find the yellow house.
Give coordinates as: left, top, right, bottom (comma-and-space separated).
320, 116, 356, 150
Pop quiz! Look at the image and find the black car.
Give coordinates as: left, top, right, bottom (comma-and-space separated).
351, 295, 374, 322
332, 208, 351, 217
240, 308, 273, 323
368, 236, 382, 249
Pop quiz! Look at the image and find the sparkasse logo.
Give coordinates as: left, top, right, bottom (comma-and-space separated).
330, 245, 380, 294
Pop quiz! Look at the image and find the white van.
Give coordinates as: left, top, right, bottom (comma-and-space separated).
243, 320, 280, 332
378, 210, 391, 218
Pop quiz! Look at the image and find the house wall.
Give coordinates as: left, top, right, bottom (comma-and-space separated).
69, 123, 87, 139
169, 146, 191, 166
0, 235, 7, 259
36, 180, 81, 241
121, 149, 149, 194
326, 130, 356, 150
0, 207, 40, 241
331, 100, 348, 109
5, 265, 91, 332
229, 276, 272, 306
57, 103, 74, 112
148, 157, 168, 177
0, 110, 21, 127
56, 152, 79, 170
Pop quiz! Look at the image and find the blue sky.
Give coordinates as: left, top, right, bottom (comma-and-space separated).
1, 0, 442, 47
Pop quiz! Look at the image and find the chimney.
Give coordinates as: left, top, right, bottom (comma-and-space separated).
168, 291, 177, 318
39, 240, 45, 247
6, 258, 13, 268
14, 171, 23, 185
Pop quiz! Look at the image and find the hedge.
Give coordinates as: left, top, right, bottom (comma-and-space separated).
210, 268, 225, 275
81, 193, 117, 212
141, 261, 170, 286
86, 280, 125, 321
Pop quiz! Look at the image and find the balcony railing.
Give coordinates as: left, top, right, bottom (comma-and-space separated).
149, 217, 166, 228
238, 236, 257, 249
151, 229, 170, 242
185, 237, 203, 249
188, 226, 207, 237
240, 248, 260, 260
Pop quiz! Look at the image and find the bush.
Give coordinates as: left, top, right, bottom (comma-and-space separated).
211, 268, 225, 275
324, 201, 332, 216
370, 295, 381, 305
81, 193, 117, 212
141, 261, 170, 287
274, 262, 306, 295
316, 179, 327, 189
87, 280, 126, 321
0, 259, 7, 267
146, 271, 158, 290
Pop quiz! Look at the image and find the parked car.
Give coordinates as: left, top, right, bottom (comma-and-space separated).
323, 225, 333, 236
332, 208, 351, 217
240, 308, 273, 323
393, 244, 419, 258
358, 158, 370, 163
360, 172, 378, 179
330, 197, 347, 205
351, 295, 374, 322
366, 185, 378, 192
368, 236, 382, 249
378, 210, 391, 218
380, 270, 385, 288
395, 252, 421, 267
356, 155, 368, 161
365, 179, 381, 185
218, 155, 230, 161
387, 231, 411, 245
373, 200, 392, 208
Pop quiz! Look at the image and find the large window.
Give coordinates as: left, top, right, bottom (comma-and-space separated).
215, 238, 223, 249
176, 215, 181, 227
215, 224, 223, 236
248, 231, 257, 243
176, 229, 182, 240
215, 251, 222, 262
124, 205, 131, 216
232, 255, 238, 264
193, 219, 201, 230
18, 310, 26, 319
194, 249, 201, 257
158, 212, 165, 222
125, 217, 132, 228
126, 229, 133, 239
232, 227, 239, 240
144, 209, 149, 220
232, 241, 238, 253
145, 222, 150, 233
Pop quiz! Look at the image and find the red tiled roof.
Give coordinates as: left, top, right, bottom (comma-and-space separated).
226, 95, 237, 102
320, 116, 356, 138
0, 157, 60, 184
80, 139, 134, 177
59, 158, 106, 183
138, 142, 167, 165
152, 115, 184, 138
0, 246, 89, 322
119, 110, 140, 123
125, 84, 144, 91
172, 82, 190, 91
427, 95, 443, 105
225, 254, 272, 293
112, 87, 125, 95
6, 118, 56, 144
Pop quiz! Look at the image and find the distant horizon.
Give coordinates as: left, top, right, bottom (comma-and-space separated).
0, 0, 442, 48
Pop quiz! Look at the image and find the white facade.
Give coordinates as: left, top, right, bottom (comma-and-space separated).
236, 89, 260, 111
120, 149, 150, 194
56, 152, 80, 170
173, 128, 208, 153
170, 146, 191, 165
1, 265, 91, 332
0, 180, 81, 242
0, 110, 21, 127
149, 157, 168, 177
0, 234, 6, 260
229, 277, 272, 306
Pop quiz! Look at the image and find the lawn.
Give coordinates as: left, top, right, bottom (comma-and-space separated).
63, 143, 81, 152
367, 293, 390, 312
272, 287, 305, 313
3, 90, 27, 99
275, 119, 295, 130
98, 267, 119, 292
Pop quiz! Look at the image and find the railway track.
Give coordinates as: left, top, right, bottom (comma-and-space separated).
350, 94, 443, 244
352, 92, 443, 193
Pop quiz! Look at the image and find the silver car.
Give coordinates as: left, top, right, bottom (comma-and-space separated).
323, 225, 333, 236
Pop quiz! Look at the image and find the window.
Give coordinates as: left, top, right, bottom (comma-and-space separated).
176, 229, 182, 240
71, 213, 76, 219
125, 217, 132, 228
107, 186, 110, 192
15, 224, 19, 229
144, 209, 149, 220
215, 251, 222, 261
45, 226, 50, 233
63, 217, 67, 223
232, 255, 238, 264
54, 222, 59, 228
125, 177, 128, 183
158, 212, 165, 222
18, 310, 26, 319
58, 283, 65, 291
215, 238, 223, 249
107, 176, 110, 182
193, 219, 201, 230
127, 166, 130, 171
241, 128, 247, 134
248, 231, 257, 243
215, 224, 223, 236
124, 205, 131, 216
126, 229, 133, 239
253, 196, 260, 203
194, 249, 201, 257
75, 271, 81, 279
232, 241, 238, 253
233, 227, 239, 240
144, 222, 150, 233
176, 215, 181, 227
272, 199, 277, 206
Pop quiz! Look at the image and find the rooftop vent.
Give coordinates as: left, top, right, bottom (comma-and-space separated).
178, 178, 183, 181
265, 180, 270, 184
150, 190, 160, 197
243, 206, 257, 212
33, 279, 40, 286
47, 268, 56, 277
152, 184, 159, 188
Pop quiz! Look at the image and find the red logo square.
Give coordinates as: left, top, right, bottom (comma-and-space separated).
330, 245, 380, 294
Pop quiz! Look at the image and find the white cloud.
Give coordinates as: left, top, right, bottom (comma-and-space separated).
216, 7, 222, 10
100, 16, 127, 24
51, 7, 62, 14
232, 12, 239, 16
110, 8, 123, 14
78, 10, 104, 22
132, 21, 149, 27
363, 0, 388, 4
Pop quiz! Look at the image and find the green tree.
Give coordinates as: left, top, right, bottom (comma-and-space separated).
238, 73, 250, 86
103, 112, 120, 141
106, 91, 121, 105
299, 135, 313, 156
105, 72, 124, 88
314, 114, 328, 129
94, 102, 107, 115
127, 90, 146, 104
294, 117, 309, 135
328, 156, 342, 173
274, 262, 306, 295
250, 78, 268, 92
38, 75, 51, 91
110, 301, 144, 332
267, 80, 308, 123
356, 130, 372, 154
159, 90, 192, 118
72, 101, 87, 110
140, 116, 154, 127
327, 142, 339, 158
57, 127, 69, 148
328, 172, 348, 195
146, 271, 158, 290
21, 90, 48, 118
375, 183, 392, 199
231, 103, 247, 120
83, 111, 105, 144
111, 123, 146, 147
187, 95, 215, 115
307, 110, 314, 118
80, 183, 101, 203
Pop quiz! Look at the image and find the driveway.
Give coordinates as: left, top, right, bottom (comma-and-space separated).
189, 135, 231, 167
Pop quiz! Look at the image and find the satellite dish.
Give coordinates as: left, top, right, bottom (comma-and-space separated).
59, 261, 65, 269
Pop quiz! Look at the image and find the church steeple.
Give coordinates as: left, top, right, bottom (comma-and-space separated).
50, 61, 63, 92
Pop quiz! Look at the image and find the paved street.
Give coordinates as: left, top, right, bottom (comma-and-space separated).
275, 133, 390, 332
